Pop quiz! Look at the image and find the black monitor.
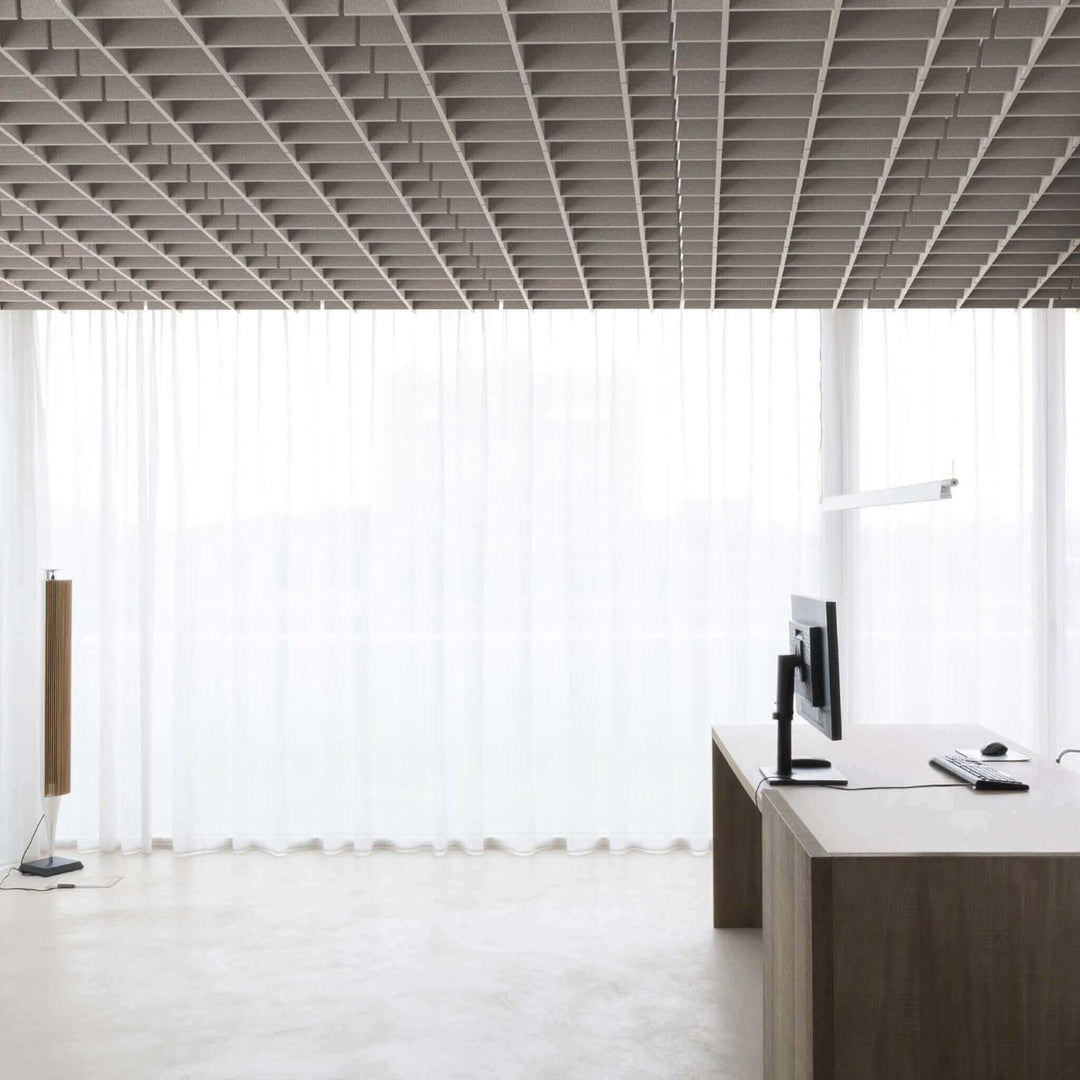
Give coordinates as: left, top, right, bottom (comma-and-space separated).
759, 595, 848, 786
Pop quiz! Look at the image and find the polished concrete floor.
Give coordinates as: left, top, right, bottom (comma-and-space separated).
0, 849, 761, 1079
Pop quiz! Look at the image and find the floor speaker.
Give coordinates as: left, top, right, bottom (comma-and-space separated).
20, 571, 82, 877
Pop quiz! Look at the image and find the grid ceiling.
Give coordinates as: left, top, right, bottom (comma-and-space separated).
0, 0, 1076, 310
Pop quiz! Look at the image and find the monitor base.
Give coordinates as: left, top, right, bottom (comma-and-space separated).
759, 765, 848, 786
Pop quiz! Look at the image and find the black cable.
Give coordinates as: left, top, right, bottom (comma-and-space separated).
18, 813, 44, 866
2, 814, 122, 893
0, 864, 34, 889
832, 783, 958, 792
756, 779, 957, 806
0, 814, 49, 890
753, 776, 769, 808
0, 865, 122, 893
0, 866, 56, 892
0, 865, 58, 892
1056, 748, 1080, 764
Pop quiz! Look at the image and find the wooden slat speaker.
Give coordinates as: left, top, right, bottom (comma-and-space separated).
19, 572, 83, 876
44, 575, 72, 797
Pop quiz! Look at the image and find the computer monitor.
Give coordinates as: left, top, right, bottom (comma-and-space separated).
791, 594, 842, 740
759, 595, 848, 786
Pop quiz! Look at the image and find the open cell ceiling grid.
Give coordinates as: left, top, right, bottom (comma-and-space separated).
0, 1, 1076, 310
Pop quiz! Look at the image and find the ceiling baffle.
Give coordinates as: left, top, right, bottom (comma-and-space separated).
0, 0, 1072, 311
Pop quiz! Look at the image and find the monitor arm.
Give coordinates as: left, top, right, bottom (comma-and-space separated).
773, 651, 801, 777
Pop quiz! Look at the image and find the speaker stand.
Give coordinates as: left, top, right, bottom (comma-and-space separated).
19, 794, 82, 876
19, 855, 83, 877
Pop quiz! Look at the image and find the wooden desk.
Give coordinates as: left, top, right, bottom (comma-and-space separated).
712, 723, 1080, 1080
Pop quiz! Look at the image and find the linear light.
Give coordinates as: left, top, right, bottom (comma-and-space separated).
819, 478, 958, 512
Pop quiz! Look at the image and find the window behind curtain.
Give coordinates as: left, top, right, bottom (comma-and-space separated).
848, 310, 1037, 744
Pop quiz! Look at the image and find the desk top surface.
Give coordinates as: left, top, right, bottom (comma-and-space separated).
713, 722, 1080, 857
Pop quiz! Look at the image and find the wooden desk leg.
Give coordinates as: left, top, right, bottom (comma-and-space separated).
762, 799, 831, 1080
713, 737, 762, 928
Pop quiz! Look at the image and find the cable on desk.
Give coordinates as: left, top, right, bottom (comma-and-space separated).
753, 776, 769, 808
756, 780, 958, 807
833, 782, 959, 792
1056, 748, 1080, 764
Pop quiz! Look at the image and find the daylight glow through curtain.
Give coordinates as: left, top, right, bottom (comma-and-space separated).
846, 310, 1040, 744
37, 309, 822, 854
17, 306, 1078, 861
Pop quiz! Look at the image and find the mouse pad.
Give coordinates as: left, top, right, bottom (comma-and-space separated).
956, 748, 1031, 763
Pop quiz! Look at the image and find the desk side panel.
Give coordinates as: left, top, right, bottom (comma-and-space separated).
832, 854, 1080, 1079
713, 736, 762, 928
763, 798, 833, 1080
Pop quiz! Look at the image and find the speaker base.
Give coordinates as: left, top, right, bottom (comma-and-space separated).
18, 855, 83, 877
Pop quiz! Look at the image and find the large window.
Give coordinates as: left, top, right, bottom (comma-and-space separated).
848, 310, 1038, 744
2, 305, 1073, 863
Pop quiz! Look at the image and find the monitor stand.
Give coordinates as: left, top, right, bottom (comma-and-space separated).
759, 652, 847, 786
759, 763, 849, 786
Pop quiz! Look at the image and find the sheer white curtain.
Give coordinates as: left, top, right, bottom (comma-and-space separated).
845, 310, 1040, 745
0, 312, 49, 865
8, 305, 1080, 863
1060, 310, 1080, 761
37, 309, 822, 854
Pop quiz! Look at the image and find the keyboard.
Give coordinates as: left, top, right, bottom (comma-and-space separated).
930, 754, 1029, 791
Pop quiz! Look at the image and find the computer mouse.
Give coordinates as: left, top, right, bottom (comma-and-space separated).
981, 741, 1008, 756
